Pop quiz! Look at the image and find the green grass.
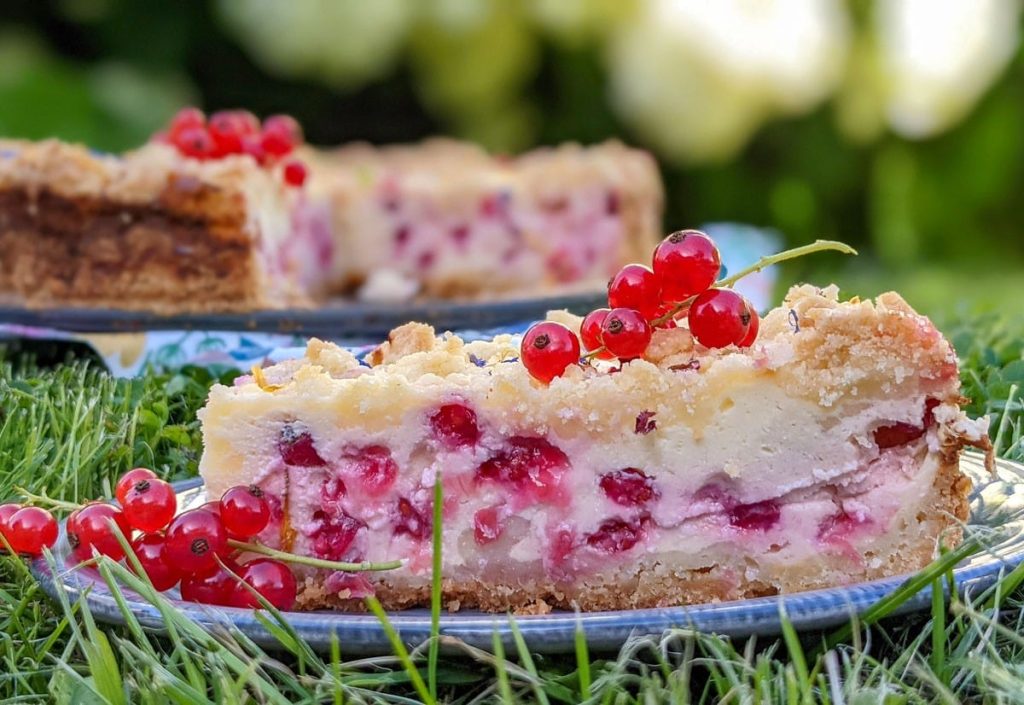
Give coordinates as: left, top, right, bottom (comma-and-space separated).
0, 311, 1022, 704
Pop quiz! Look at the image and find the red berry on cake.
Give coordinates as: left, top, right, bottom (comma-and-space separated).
166, 107, 205, 141
688, 288, 753, 349
121, 478, 177, 533
520, 322, 581, 383
652, 230, 721, 303
585, 516, 645, 554
579, 308, 613, 359
240, 134, 267, 165
282, 159, 308, 187
473, 505, 504, 544
349, 446, 399, 497
116, 467, 157, 506
607, 264, 661, 320
600, 308, 652, 360
208, 109, 260, 156
173, 126, 217, 160
219, 485, 270, 539
164, 508, 229, 576
129, 533, 182, 591
67, 503, 132, 561
4, 507, 58, 557
599, 468, 659, 507
429, 403, 481, 449
278, 426, 326, 467
736, 301, 760, 347
261, 114, 302, 157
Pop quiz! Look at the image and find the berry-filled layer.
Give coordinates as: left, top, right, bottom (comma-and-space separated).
309, 140, 661, 299
342, 182, 630, 296
204, 388, 963, 598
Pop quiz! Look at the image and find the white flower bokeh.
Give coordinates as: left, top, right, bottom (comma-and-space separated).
215, 0, 1022, 158
877, 0, 1021, 139
607, 0, 849, 163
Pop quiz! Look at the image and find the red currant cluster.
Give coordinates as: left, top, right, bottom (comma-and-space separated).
3, 468, 298, 610
158, 107, 308, 188
521, 229, 760, 383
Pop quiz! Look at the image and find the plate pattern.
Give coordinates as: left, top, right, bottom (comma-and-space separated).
31, 453, 1024, 654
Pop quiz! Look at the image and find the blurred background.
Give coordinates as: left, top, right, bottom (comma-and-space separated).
1, 0, 1021, 318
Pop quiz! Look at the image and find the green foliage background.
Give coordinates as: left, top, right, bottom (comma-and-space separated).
0, 1, 1021, 316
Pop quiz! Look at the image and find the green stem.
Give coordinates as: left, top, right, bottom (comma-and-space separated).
649, 239, 857, 328
227, 540, 402, 573
717, 239, 857, 289
428, 472, 443, 700
15, 487, 81, 513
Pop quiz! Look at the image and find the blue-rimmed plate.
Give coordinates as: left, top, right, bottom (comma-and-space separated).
0, 291, 606, 338
30, 452, 1024, 655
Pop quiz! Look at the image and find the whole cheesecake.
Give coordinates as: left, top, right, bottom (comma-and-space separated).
0, 119, 663, 312
197, 284, 991, 613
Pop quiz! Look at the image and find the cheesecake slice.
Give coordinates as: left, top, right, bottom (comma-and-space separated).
305, 139, 663, 301
197, 284, 991, 612
0, 139, 333, 313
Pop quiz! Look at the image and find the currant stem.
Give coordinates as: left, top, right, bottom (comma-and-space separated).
581, 348, 607, 361
227, 539, 403, 573
648, 239, 857, 328
716, 239, 857, 290
14, 487, 80, 513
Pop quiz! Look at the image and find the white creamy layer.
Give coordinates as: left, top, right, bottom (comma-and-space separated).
205, 382, 952, 587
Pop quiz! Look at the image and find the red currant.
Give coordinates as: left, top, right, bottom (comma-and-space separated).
0, 502, 21, 550
282, 159, 308, 187
67, 503, 132, 561
652, 230, 721, 303
608, 264, 661, 320
116, 467, 157, 506
167, 107, 205, 141
599, 468, 659, 507
207, 109, 259, 156
688, 288, 751, 349
122, 478, 177, 533
737, 301, 760, 347
173, 126, 217, 160
520, 322, 581, 384
129, 533, 181, 591
165, 508, 229, 577
201, 500, 223, 517
261, 114, 302, 157
5, 507, 58, 557
429, 403, 481, 449
219, 486, 270, 539
600, 308, 652, 360
241, 134, 267, 165
235, 558, 297, 610
180, 558, 242, 606
580, 308, 615, 359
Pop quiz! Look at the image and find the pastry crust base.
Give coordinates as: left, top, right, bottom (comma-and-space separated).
293, 454, 971, 613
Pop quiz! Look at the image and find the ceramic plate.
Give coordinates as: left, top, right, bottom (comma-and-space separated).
30, 452, 1024, 655
0, 291, 605, 338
